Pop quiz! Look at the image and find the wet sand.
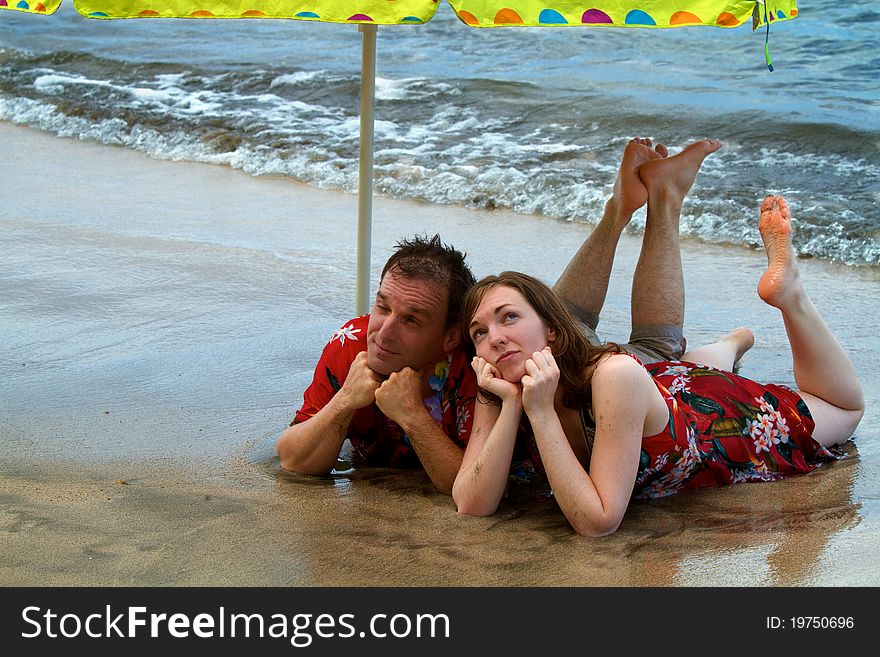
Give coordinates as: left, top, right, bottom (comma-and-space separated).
2, 122, 879, 586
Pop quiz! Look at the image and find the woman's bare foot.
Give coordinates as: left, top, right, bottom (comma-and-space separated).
638, 139, 721, 207
611, 137, 667, 221
757, 195, 803, 309
681, 326, 754, 372
722, 326, 755, 371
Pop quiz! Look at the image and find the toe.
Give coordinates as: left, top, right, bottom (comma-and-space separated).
776, 196, 790, 217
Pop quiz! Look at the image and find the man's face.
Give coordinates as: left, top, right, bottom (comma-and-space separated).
366, 269, 457, 377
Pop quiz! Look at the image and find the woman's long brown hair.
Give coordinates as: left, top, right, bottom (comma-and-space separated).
460, 271, 623, 410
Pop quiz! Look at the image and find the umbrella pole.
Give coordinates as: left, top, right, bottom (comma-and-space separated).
356, 23, 378, 316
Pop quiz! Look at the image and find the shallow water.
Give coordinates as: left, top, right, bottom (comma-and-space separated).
1, 123, 878, 585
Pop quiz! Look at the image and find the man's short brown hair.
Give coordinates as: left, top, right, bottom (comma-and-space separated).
381, 234, 475, 329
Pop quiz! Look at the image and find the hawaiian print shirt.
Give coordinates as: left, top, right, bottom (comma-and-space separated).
293, 315, 477, 468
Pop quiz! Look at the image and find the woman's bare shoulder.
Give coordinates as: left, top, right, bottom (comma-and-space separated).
591, 354, 663, 422
592, 352, 647, 379
590, 354, 656, 400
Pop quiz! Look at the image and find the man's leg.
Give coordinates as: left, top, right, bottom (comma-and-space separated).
553, 138, 665, 332
624, 139, 722, 361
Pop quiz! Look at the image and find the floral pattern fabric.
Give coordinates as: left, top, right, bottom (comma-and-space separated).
293, 315, 477, 468
635, 359, 842, 499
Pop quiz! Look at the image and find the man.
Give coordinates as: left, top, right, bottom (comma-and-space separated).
278, 137, 723, 494
554, 137, 723, 364
276, 235, 477, 494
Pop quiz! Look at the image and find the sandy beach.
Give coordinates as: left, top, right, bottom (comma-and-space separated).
2, 121, 879, 586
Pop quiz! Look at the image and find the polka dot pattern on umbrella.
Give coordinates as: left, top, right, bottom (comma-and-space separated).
4, 1, 797, 30
449, 1, 798, 28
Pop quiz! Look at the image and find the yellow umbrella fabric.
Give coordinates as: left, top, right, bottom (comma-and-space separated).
2, 0, 797, 28
2, 0, 440, 22
447, 1, 797, 27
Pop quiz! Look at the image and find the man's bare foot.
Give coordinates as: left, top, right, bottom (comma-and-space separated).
638, 139, 721, 206
757, 195, 803, 309
611, 137, 667, 221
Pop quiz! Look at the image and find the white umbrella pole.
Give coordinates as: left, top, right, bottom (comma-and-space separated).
356, 23, 378, 316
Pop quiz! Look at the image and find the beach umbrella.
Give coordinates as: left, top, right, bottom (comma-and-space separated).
1, 0, 797, 314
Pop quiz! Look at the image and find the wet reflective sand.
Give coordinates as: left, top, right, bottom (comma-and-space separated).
2, 123, 878, 586
1, 450, 870, 586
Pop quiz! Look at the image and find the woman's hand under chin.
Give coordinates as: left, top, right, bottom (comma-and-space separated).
521, 347, 560, 417
472, 356, 522, 403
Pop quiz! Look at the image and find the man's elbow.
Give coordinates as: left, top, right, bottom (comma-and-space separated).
275, 431, 331, 475
277, 453, 330, 475
433, 479, 454, 496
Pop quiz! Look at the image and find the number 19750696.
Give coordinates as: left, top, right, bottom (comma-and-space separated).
766, 616, 854, 629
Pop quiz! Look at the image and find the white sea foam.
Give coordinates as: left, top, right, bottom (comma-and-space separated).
374, 77, 457, 101
756, 146, 879, 178
375, 77, 420, 101
34, 72, 112, 93
270, 70, 330, 87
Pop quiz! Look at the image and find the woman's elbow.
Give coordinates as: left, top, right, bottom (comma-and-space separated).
569, 513, 622, 538
455, 501, 497, 517
452, 485, 498, 517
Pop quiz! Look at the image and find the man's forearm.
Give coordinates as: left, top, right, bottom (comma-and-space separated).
276, 394, 355, 474
397, 409, 464, 495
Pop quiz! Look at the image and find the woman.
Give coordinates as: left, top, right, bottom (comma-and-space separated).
453, 196, 864, 536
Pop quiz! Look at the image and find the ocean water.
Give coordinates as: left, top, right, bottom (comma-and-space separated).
1, 1, 878, 265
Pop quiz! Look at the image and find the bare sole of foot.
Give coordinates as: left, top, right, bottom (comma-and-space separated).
612, 137, 667, 220
757, 195, 802, 308
639, 139, 722, 202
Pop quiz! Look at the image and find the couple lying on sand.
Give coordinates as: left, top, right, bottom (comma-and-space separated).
276, 138, 864, 537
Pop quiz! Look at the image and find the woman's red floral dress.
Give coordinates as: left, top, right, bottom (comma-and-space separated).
635, 359, 845, 499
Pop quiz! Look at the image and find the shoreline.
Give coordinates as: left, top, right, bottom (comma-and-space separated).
2, 121, 878, 586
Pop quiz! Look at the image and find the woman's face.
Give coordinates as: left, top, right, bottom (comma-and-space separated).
468, 285, 555, 382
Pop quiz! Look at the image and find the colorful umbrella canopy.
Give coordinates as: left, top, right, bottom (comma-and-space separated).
2, 1, 796, 27
1, 0, 798, 312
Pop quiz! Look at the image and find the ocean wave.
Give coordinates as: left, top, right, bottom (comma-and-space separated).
270, 70, 332, 87
1, 37, 877, 267
4, 86, 877, 267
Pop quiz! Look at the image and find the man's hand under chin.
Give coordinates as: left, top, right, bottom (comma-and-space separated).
338, 351, 385, 411
374, 367, 428, 426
